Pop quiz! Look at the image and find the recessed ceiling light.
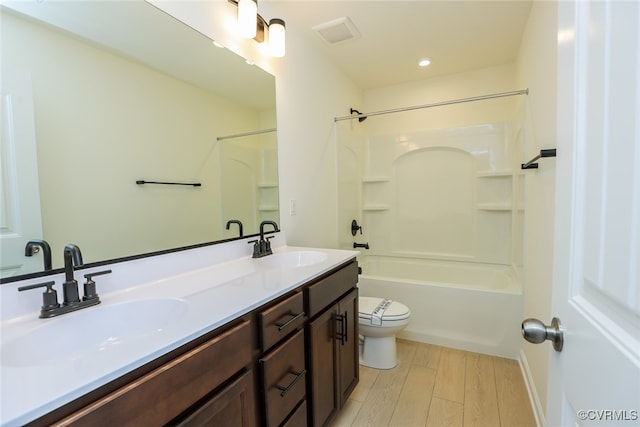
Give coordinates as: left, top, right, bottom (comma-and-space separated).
418, 58, 431, 67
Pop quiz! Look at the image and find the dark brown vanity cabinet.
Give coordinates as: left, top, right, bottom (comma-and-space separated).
29, 259, 358, 427
306, 262, 359, 427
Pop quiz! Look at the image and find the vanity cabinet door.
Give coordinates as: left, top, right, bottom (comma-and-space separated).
337, 288, 359, 405
308, 304, 340, 427
307, 288, 359, 427
175, 369, 256, 427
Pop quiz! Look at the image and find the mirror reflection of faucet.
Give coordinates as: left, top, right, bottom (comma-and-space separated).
24, 239, 53, 271
353, 242, 370, 250
225, 220, 243, 237
18, 244, 112, 318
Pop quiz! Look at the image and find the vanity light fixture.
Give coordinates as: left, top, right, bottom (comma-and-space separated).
229, 0, 286, 57
237, 0, 258, 38
268, 18, 286, 57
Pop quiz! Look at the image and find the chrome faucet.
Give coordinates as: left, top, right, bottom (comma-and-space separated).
249, 221, 279, 258
226, 220, 244, 237
62, 243, 83, 305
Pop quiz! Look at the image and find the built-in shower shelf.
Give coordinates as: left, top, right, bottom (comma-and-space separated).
362, 176, 391, 183
476, 203, 512, 211
476, 170, 513, 177
258, 205, 279, 212
257, 182, 278, 188
363, 205, 391, 211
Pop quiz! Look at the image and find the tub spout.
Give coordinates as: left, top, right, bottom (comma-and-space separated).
353, 242, 370, 250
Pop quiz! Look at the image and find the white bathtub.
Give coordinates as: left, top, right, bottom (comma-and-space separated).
357, 255, 523, 359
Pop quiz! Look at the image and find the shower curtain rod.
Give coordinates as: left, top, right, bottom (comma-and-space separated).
334, 89, 529, 122
216, 128, 277, 141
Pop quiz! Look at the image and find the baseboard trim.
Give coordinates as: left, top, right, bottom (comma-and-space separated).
519, 349, 546, 427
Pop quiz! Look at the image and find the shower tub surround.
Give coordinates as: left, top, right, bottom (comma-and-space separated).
339, 119, 525, 358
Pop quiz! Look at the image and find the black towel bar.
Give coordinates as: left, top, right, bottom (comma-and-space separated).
522, 149, 556, 170
136, 180, 201, 187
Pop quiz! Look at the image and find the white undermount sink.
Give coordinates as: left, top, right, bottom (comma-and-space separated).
1, 298, 189, 367
258, 250, 328, 269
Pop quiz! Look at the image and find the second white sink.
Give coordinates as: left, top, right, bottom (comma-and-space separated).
258, 250, 328, 269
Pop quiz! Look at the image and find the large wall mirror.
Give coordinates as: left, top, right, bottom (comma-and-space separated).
1, 1, 279, 282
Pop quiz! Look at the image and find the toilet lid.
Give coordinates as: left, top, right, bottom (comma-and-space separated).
359, 297, 410, 322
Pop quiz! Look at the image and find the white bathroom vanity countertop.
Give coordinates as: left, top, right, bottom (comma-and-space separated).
0, 237, 358, 426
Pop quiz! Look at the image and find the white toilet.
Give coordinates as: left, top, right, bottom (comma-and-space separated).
358, 296, 411, 369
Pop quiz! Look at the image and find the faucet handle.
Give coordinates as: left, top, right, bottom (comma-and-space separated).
248, 239, 261, 258
18, 281, 60, 315
265, 236, 275, 253
82, 269, 111, 302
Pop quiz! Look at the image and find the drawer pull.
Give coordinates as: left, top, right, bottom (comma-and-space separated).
276, 369, 307, 397
275, 311, 305, 331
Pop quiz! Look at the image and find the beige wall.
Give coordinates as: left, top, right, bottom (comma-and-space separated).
515, 1, 558, 423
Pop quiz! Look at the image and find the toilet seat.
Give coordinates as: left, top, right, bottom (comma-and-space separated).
359, 297, 410, 325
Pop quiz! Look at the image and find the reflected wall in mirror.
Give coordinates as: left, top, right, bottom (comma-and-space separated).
0, 1, 278, 281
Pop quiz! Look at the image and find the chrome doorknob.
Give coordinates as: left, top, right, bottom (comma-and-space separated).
521, 317, 563, 352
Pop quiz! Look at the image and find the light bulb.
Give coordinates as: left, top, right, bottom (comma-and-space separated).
238, 0, 257, 39
269, 18, 286, 58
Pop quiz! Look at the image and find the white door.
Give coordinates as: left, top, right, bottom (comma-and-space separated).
548, 0, 640, 425
0, 69, 44, 278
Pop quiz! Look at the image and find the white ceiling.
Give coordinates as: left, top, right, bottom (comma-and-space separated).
5, 1, 533, 107
271, 1, 533, 90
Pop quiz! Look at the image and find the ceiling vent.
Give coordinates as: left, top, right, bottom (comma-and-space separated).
313, 17, 361, 45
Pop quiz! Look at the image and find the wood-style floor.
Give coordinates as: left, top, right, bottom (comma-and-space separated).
332, 339, 536, 427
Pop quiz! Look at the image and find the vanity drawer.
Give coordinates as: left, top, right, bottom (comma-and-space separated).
55, 320, 252, 426
282, 400, 307, 427
259, 291, 305, 352
305, 261, 358, 318
260, 329, 306, 427
175, 369, 256, 427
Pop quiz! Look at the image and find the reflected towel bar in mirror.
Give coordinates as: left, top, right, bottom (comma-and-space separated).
136, 180, 202, 187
